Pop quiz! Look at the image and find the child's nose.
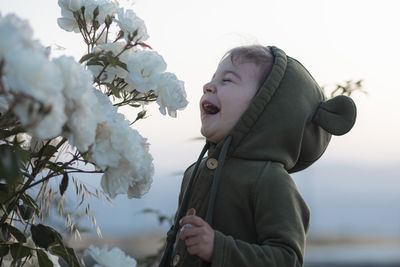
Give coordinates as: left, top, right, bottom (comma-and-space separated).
203, 82, 216, 94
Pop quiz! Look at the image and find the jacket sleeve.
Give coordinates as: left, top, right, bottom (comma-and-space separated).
211, 165, 310, 267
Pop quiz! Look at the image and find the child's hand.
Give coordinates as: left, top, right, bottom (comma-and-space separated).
179, 215, 214, 262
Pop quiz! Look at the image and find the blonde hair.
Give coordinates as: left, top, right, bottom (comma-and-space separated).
224, 45, 274, 88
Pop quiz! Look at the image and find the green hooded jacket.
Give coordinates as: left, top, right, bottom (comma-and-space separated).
161, 46, 356, 267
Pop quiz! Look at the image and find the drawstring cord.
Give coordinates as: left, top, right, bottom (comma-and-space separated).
205, 135, 232, 224
159, 142, 210, 267
159, 135, 232, 267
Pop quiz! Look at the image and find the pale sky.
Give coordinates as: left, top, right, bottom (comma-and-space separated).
1, 0, 399, 173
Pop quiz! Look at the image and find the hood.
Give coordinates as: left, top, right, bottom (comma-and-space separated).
210, 46, 357, 173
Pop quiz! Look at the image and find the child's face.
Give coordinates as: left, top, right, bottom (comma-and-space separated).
200, 56, 261, 143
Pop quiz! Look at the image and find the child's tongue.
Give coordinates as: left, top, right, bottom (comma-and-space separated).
203, 102, 220, 115
207, 105, 219, 114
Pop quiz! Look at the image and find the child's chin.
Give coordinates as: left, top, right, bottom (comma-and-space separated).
200, 126, 214, 141
201, 112, 219, 121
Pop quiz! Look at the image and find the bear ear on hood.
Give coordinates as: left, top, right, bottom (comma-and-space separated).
312, 95, 357, 136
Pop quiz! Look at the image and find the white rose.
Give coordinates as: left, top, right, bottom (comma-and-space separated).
4, 49, 67, 139
58, 0, 82, 12
57, 8, 80, 33
88, 91, 154, 198
125, 50, 167, 93
57, 0, 82, 32
155, 72, 188, 117
84, 0, 118, 25
91, 89, 117, 122
54, 56, 93, 102
0, 14, 39, 57
101, 126, 153, 198
4, 50, 63, 100
84, 245, 137, 267
115, 8, 149, 42
54, 56, 98, 152
13, 96, 66, 140
89, 120, 122, 170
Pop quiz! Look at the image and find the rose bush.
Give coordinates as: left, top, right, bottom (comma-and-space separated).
0, 0, 187, 265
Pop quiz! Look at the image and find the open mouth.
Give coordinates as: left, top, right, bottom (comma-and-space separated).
202, 101, 220, 115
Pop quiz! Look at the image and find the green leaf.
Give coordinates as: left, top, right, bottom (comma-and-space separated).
42, 145, 58, 158
115, 59, 128, 71
10, 243, 31, 261
49, 245, 81, 267
1, 223, 10, 242
21, 193, 39, 215
18, 204, 35, 220
86, 59, 103, 66
80, 152, 89, 164
6, 223, 27, 243
107, 83, 121, 98
129, 103, 141, 108
0, 183, 11, 204
17, 147, 30, 164
0, 244, 9, 257
79, 53, 96, 63
0, 144, 21, 185
59, 173, 68, 196
31, 224, 61, 250
36, 249, 54, 267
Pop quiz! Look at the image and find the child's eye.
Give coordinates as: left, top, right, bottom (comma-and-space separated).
222, 79, 232, 83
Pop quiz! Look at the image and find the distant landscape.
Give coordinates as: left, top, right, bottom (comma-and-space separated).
62, 161, 400, 265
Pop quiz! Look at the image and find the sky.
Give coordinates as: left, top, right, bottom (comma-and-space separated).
1, 0, 399, 167
1, 0, 400, 237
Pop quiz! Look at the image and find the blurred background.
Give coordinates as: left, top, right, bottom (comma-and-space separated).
2, 0, 400, 266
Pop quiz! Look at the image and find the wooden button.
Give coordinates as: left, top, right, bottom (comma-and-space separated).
172, 254, 180, 266
186, 208, 196, 216
206, 158, 218, 170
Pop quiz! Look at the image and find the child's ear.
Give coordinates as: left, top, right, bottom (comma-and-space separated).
312, 95, 357, 136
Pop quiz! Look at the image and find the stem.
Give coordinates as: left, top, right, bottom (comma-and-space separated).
91, 24, 98, 51
0, 138, 67, 225
105, 26, 109, 43
94, 25, 107, 44
20, 253, 30, 267
67, 170, 103, 174
43, 160, 99, 173
78, 25, 90, 47
95, 41, 132, 81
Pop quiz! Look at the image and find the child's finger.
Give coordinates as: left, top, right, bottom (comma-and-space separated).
179, 225, 203, 240
179, 215, 206, 227
184, 235, 201, 247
